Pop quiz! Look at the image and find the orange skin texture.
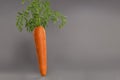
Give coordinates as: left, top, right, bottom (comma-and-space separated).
34, 26, 47, 76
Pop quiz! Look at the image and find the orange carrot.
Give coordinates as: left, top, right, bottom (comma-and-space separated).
33, 26, 47, 76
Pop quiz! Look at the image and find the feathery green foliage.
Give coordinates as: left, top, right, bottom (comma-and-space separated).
16, 0, 67, 32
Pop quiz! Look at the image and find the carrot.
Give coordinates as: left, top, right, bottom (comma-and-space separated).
16, 0, 67, 77
33, 26, 47, 76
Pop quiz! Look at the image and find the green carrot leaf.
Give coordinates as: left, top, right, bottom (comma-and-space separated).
16, 0, 67, 32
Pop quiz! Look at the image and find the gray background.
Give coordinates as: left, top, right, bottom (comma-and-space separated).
0, 0, 120, 80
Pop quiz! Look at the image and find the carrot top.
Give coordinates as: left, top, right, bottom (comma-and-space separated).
16, 0, 67, 32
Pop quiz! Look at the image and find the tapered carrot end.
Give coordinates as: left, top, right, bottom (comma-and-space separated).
40, 65, 47, 76
41, 71, 46, 76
